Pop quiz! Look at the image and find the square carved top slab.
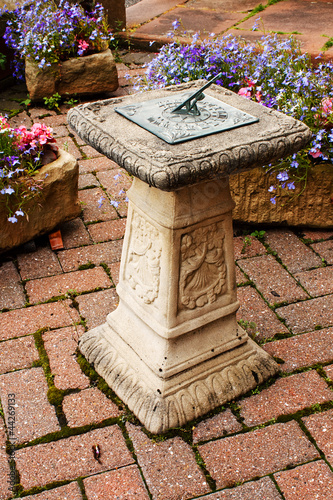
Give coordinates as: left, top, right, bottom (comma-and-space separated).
67, 81, 311, 191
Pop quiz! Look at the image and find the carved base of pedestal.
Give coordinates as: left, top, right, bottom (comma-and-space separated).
79, 322, 279, 434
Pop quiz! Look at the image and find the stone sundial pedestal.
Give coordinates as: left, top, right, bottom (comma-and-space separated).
68, 81, 311, 433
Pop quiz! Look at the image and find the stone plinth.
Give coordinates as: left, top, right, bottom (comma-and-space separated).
68, 82, 311, 433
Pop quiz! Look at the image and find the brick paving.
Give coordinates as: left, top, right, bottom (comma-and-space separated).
0, 20, 333, 499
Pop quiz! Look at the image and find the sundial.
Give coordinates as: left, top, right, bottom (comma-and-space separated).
115, 73, 259, 144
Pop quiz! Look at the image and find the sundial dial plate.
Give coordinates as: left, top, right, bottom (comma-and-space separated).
115, 92, 259, 144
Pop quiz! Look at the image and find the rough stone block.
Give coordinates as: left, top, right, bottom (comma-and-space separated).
25, 49, 118, 100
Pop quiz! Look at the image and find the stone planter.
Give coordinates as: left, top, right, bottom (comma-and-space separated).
0, 149, 81, 254
230, 163, 333, 229
25, 49, 118, 101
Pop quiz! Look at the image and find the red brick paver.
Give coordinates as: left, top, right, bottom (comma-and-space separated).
325, 364, 333, 380
199, 421, 319, 489
17, 245, 62, 280
302, 230, 333, 242
0, 300, 79, 341
263, 327, 333, 372
76, 289, 119, 330
238, 255, 308, 306
0, 416, 11, 500
0, 261, 25, 310
58, 240, 123, 272
0, 336, 39, 374
295, 266, 333, 297
202, 477, 282, 500
78, 157, 119, 174
79, 187, 117, 223
26, 267, 112, 303
22, 482, 83, 500
233, 235, 266, 260
192, 409, 242, 444
109, 261, 121, 286
78, 173, 100, 190
43, 326, 89, 390
127, 423, 210, 500
302, 409, 333, 467
56, 136, 82, 159
237, 285, 289, 341
88, 218, 127, 243
60, 218, 92, 249
239, 371, 333, 427
274, 460, 333, 500
63, 388, 122, 427
277, 295, 333, 333
83, 465, 150, 500
0, 367, 60, 444
265, 229, 322, 273
15, 425, 134, 490
311, 240, 333, 264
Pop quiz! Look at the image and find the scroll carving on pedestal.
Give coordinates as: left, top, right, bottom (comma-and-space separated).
179, 221, 227, 309
126, 212, 162, 304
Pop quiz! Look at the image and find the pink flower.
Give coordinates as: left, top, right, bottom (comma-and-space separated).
309, 148, 322, 158
78, 39, 89, 56
238, 87, 252, 98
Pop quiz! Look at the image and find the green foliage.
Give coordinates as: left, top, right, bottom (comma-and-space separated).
43, 92, 61, 111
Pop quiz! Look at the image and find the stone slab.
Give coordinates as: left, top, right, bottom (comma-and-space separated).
68, 82, 311, 191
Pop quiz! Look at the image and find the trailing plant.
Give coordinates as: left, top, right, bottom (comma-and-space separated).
0, 115, 58, 222
136, 22, 333, 203
1, 0, 114, 80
